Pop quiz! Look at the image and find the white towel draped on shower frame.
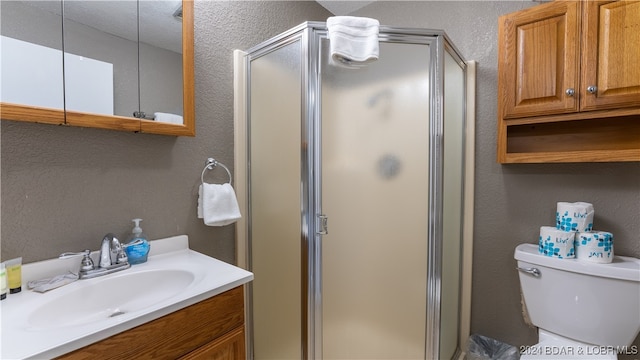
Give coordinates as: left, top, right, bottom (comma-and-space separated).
327, 16, 380, 67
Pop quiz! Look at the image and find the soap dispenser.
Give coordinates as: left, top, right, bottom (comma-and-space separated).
125, 218, 150, 265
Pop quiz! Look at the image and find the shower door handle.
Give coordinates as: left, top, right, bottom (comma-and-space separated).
317, 214, 328, 235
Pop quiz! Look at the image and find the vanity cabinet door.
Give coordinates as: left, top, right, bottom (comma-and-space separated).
580, 0, 640, 111
498, 1, 580, 119
180, 327, 246, 360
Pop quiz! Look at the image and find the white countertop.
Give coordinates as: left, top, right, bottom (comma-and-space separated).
0, 235, 253, 359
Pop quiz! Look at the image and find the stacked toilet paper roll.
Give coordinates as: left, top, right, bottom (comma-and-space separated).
556, 202, 594, 232
575, 231, 614, 264
537, 202, 615, 263
539, 226, 576, 259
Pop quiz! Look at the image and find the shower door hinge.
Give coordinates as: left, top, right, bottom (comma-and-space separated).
317, 214, 328, 235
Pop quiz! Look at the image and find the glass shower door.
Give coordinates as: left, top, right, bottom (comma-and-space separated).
249, 39, 303, 360
319, 39, 432, 360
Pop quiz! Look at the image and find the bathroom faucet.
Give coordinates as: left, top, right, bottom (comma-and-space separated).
100, 233, 128, 268
60, 233, 130, 280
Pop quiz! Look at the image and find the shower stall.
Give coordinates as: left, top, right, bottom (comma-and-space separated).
234, 22, 475, 360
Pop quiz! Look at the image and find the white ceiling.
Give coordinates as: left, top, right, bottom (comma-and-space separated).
315, 1, 376, 15
316, 0, 547, 15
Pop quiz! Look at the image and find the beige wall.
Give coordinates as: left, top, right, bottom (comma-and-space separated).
353, 0, 640, 354
1, 1, 332, 264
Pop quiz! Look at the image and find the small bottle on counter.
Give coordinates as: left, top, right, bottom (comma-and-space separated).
5, 257, 22, 294
1, 262, 7, 300
125, 219, 150, 265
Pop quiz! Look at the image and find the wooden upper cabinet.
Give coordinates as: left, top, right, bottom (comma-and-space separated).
499, 1, 580, 119
499, 0, 640, 119
497, 0, 640, 163
581, 0, 640, 111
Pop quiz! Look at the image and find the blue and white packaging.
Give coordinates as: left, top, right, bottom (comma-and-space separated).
556, 202, 594, 232
539, 226, 576, 259
576, 231, 614, 264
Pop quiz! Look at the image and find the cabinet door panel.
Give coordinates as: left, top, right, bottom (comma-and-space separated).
581, 0, 640, 111
180, 327, 246, 360
499, 1, 580, 119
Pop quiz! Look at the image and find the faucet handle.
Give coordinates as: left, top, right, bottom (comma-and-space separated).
116, 249, 128, 264
79, 250, 95, 271
59, 249, 91, 258
58, 250, 86, 259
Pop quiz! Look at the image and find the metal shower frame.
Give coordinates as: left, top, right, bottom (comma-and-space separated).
243, 21, 468, 360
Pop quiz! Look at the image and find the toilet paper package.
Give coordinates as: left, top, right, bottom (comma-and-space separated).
539, 226, 576, 259
556, 202, 594, 232
576, 231, 614, 263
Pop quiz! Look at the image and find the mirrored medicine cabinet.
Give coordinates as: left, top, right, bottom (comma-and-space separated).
0, 0, 194, 136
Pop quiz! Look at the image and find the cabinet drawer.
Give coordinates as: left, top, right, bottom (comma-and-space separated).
180, 327, 246, 360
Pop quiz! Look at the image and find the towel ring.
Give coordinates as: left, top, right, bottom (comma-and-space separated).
201, 158, 232, 184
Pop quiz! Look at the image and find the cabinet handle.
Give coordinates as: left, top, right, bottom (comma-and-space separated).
565, 88, 575, 97
587, 85, 597, 94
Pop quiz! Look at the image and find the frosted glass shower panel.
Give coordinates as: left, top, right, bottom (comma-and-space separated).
440, 50, 466, 360
320, 39, 431, 360
249, 41, 303, 360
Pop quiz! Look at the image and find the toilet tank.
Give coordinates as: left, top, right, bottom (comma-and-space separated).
515, 243, 640, 347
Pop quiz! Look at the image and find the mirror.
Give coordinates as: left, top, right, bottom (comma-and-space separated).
63, 1, 139, 118
0, 0, 194, 136
0, 0, 65, 124
139, 1, 184, 122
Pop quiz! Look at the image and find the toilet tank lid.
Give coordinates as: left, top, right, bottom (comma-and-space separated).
515, 243, 640, 282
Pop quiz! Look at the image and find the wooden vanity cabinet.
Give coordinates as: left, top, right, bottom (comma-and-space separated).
497, 0, 640, 163
56, 286, 246, 360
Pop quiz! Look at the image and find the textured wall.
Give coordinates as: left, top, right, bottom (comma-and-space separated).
1, 1, 332, 264
3, 0, 639, 355
354, 0, 640, 353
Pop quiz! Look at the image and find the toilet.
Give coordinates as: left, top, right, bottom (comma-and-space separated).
515, 243, 640, 360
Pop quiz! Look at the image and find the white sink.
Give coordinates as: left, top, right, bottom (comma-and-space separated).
1, 235, 254, 360
28, 269, 195, 329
